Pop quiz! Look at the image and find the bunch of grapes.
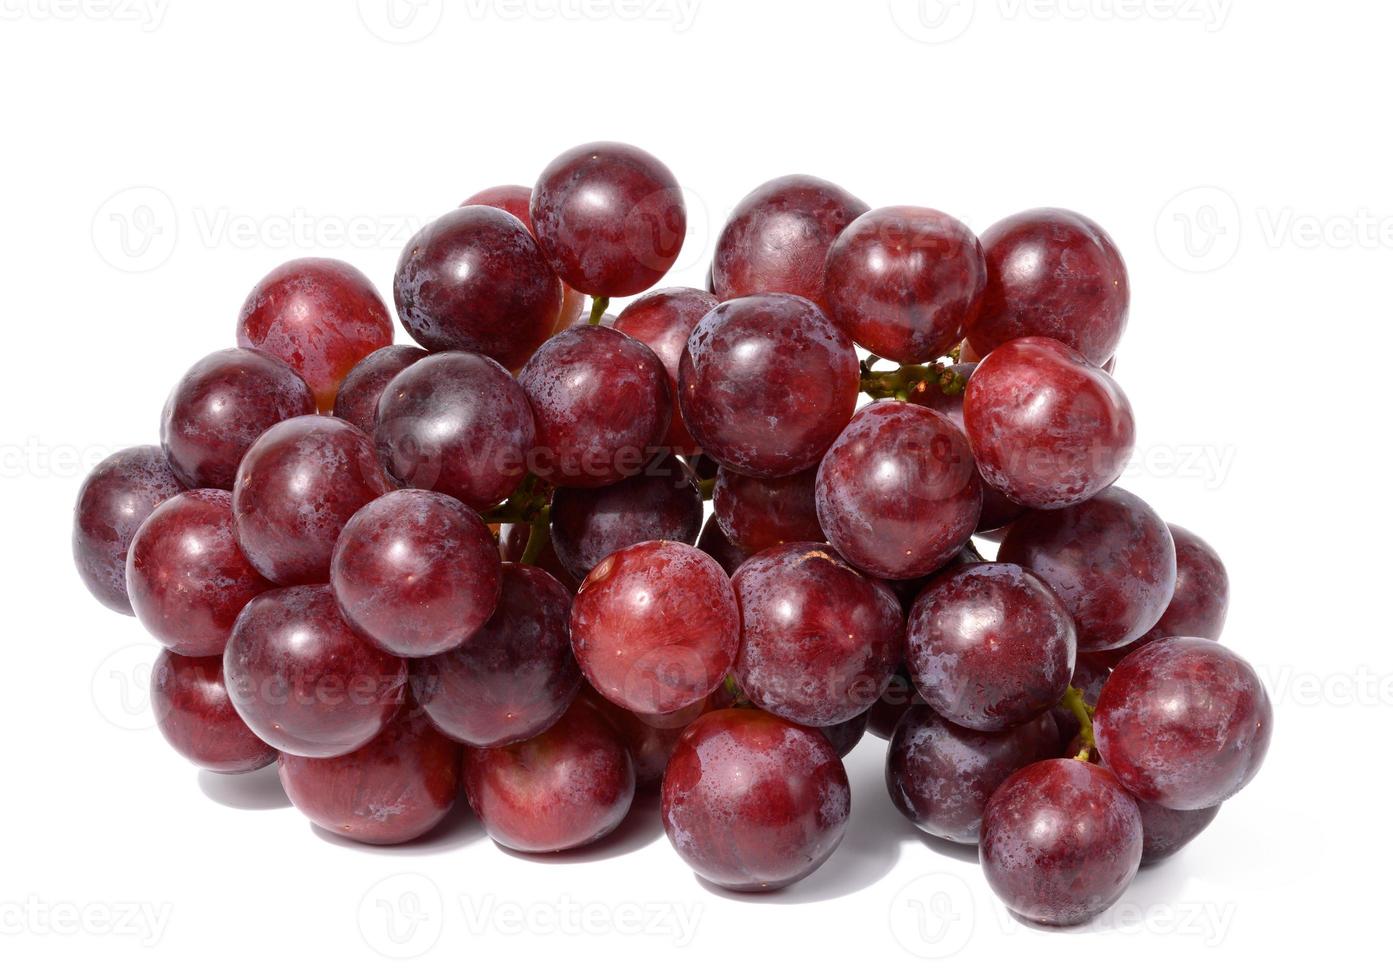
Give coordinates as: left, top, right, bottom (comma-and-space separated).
73, 142, 1271, 926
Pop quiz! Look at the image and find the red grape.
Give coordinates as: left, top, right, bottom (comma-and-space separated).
823, 206, 986, 364
612, 286, 718, 454
496, 522, 578, 593
570, 541, 738, 714
967, 208, 1129, 366
815, 400, 982, 579
661, 708, 850, 891
679, 294, 859, 478
712, 466, 823, 554
330, 490, 502, 658
73, 446, 185, 615
127, 489, 274, 658
1137, 798, 1221, 864
237, 257, 393, 411
330, 345, 427, 437
819, 710, 870, 758
695, 515, 753, 578
867, 664, 922, 739
530, 141, 686, 298
223, 584, 408, 757
150, 648, 277, 774
578, 687, 717, 790
161, 348, 316, 490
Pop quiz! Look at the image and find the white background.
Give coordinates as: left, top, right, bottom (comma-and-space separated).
1, 0, 1386, 974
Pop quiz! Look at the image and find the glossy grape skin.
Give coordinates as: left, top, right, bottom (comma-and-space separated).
73, 446, 185, 614
570, 541, 739, 714
1050, 655, 1111, 749
612, 286, 718, 454
224, 584, 408, 757
279, 705, 460, 845
1137, 799, 1221, 864
815, 400, 982, 580
463, 698, 636, 853
237, 257, 394, 411
887, 706, 1058, 844
127, 490, 274, 658
679, 294, 859, 478
160, 348, 316, 490
549, 464, 703, 582
519, 325, 672, 488
999, 487, 1177, 652
820, 710, 870, 758
374, 351, 536, 509
823, 206, 986, 364
413, 564, 581, 748
330, 345, 428, 437
980, 759, 1143, 926
732, 543, 903, 727
530, 141, 686, 298
967, 208, 1130, 367
330, 490, 502, 658
394, 205, 562, 371
964, 336, 1135, 510
661, 709, 851, 891
710, 175, 868, 309
906, 563, 1075, 732
695, 516, 753, 578
232, 416, 392, 585
1094, 524, 1230, 666
1095, 638, 1272, 810
713, 467, 823, 554
150, 649, 277, 774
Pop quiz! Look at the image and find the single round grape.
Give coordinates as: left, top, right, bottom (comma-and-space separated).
413, 564, 581, 748
549, 463, 703, 582
906, 563, 1075, 731
73, 446, 185, 614
127, 490, 273, 658
1050, 654, 1111, 750
330, 490, 502, 658
964, 336, 1135, 509
695, 515, 753, 578
886, 706, 1059, 844
330, 345, 428, 437
679, 294, 859, 478
713, 467, 823, 554
1094, 638, 1272, 810
232, 416, 392, 585
519, 325, 671, 488
530, 141, 686, 297
374, 351, 535, 509
661, 708, 850, 891
967, 208, 1129, 367
570, 541, 738, 714
999, 487, 1176, 652
279, 704, 460, 845
1137, 798, 1221, 864
710, 174, 868, 308
980, 758, 1143, 926
815, 400, 982, 580
867, 664, 922, 739
394, 205, 562, 371
824, 206, 986, 364
224, 584, 408, 757
732, 543, 903, 727
612, 286, 718, 454
150, 648, 277, 773
237, 257, 394, 411
820, 710, 870, 758
463, 698, 636, 853
160, 348, 316, 490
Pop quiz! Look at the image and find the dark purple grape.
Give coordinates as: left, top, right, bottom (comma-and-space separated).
612, 286, 718, 454
330, 490, 502, 658
695, 515, 753, 577
530, 141, 686, 298
73, 446, 184, 614
906, 563, 1075, 731
819, 710, 870, 758
887, 705, 1058, 844
331, 345, 428, 437
233, 416, 392, 585
980, 758, 1143, 926
679, 294, 859, 478
161, 348, 315, 490
815, 400, 982, 579
712, 467, 823, 554
374, 351, 535, 509
1137, 799, 1221, 864
413, 564, 581, 748
999, 488, 1176, 652
496, 522, 578, 593
1050, 654, 1111, 749
150, 648, 277, 774
867, 664, 922, 739
1094, 638, 1272, 810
